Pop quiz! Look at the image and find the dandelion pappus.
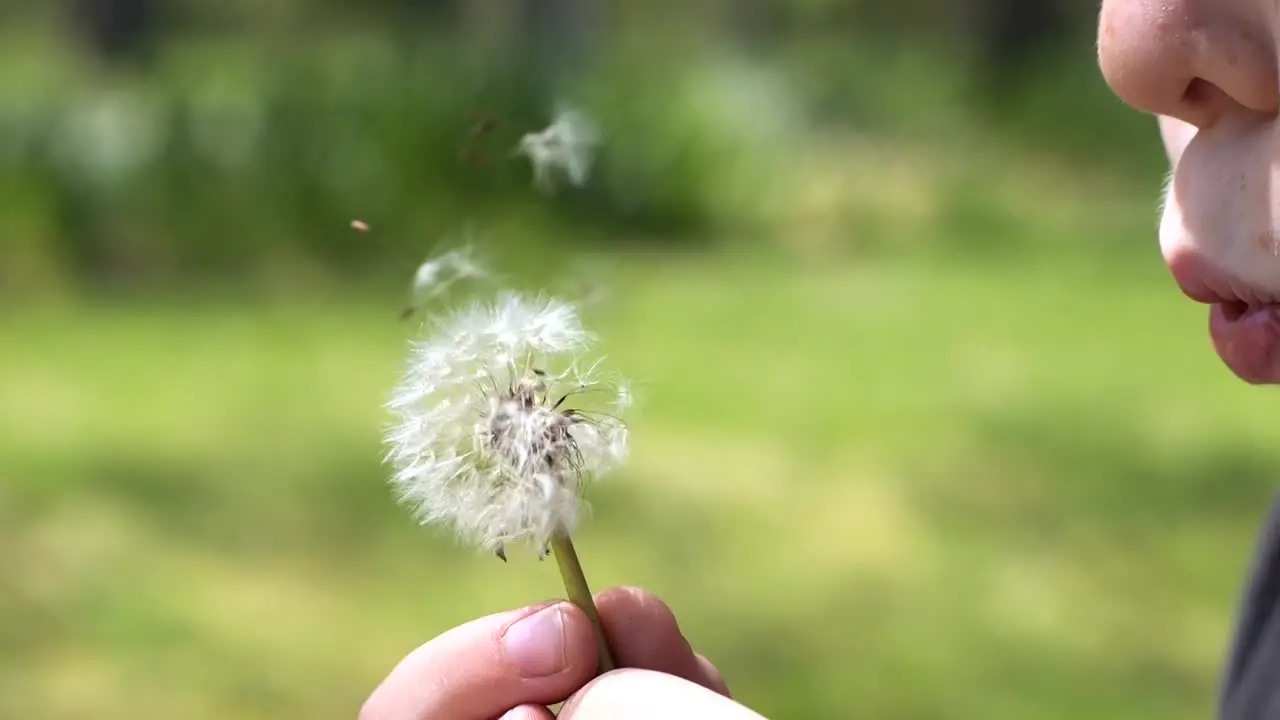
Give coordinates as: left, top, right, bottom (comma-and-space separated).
398, 246, 488, 322
515, 104, 600, 193
478, 365, 621, 563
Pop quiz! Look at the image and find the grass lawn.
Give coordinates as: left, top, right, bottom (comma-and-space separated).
3, 243, 1278, 719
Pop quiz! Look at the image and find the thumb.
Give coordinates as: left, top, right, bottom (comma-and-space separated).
360, 601, 599, 720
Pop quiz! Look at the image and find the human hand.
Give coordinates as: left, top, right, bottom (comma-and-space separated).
554, 667, 765, 720
360, 586, 764, 720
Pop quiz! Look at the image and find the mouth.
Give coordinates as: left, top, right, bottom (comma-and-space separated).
1166, 247, 1280, 384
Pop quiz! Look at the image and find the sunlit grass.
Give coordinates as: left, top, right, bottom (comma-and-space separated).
3, 246, 1277, 719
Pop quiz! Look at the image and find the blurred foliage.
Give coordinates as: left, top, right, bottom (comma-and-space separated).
0, 0, 1159, 299
0, 32, 798, 296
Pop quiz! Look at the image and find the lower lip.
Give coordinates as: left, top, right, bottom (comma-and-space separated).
1208, 302, 1280, 384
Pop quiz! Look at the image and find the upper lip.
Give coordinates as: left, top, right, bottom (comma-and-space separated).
1166, 247, 1280, 307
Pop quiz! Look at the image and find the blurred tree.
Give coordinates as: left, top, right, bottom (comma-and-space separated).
713, 0, 781, 55
968, 0, 1072, 101
516, 0, 599, 89
69, 0, 159, 68
404, 0, 462, 23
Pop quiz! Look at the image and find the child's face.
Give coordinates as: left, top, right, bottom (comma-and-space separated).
1098, 0, 1280, 383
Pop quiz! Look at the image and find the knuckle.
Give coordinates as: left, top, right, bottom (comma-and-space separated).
598, 586, 673, 618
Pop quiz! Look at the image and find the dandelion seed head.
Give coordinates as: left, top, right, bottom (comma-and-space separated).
385, 292, 629, 555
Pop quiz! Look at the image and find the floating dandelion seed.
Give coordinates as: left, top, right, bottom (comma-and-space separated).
516, 104, 601, 194
400, 246, 489, 321
384, 291, 628, 671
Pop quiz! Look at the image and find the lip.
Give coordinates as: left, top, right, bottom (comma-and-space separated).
1166, 247, 1280, 384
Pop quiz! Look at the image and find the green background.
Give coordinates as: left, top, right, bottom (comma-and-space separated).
2, 3, 1268, 718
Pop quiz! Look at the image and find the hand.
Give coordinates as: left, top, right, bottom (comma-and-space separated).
360, 586, 764, 720
556, 667, 765, 720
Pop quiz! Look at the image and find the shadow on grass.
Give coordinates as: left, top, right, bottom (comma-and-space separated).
920, 404, 1277, 549
2, 447, 462, 574
15, 445, 708, 579
678, 403, 1275, 719
699, 572, 1214, 720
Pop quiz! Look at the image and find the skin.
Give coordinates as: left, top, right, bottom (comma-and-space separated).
360, 586, 764, 719
1099, 0, 1280, 384
365, 6, 1280, 717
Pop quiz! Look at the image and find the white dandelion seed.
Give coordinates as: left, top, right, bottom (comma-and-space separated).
401, 246, 491, 320
516, 104, 601, 194
384, 292, 630, 559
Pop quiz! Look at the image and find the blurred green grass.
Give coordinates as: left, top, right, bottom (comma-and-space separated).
5, 227, 1279, 719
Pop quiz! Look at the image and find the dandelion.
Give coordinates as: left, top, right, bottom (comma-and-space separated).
515, 104, 601, 193
385, 291, 629, 670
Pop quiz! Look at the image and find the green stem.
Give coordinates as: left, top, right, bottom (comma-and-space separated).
549, 531, 615, 673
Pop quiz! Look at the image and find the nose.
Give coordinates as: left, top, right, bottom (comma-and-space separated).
1098, 0, 1280, 128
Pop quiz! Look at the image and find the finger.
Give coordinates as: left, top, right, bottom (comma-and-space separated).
496, 705, 556, 720
594, 587, 729, 695
695, 653, 731, 697
560, 669, 765, 720
360, 601, 598, 720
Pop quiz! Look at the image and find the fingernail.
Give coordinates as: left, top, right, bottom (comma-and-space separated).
502, 604, 568, 677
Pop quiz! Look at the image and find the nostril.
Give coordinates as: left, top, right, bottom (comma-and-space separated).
1174, 77, 1240, 128
1182, 78, 1214, 107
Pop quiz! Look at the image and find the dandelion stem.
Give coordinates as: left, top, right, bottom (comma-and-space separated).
549, 530, 615, 673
